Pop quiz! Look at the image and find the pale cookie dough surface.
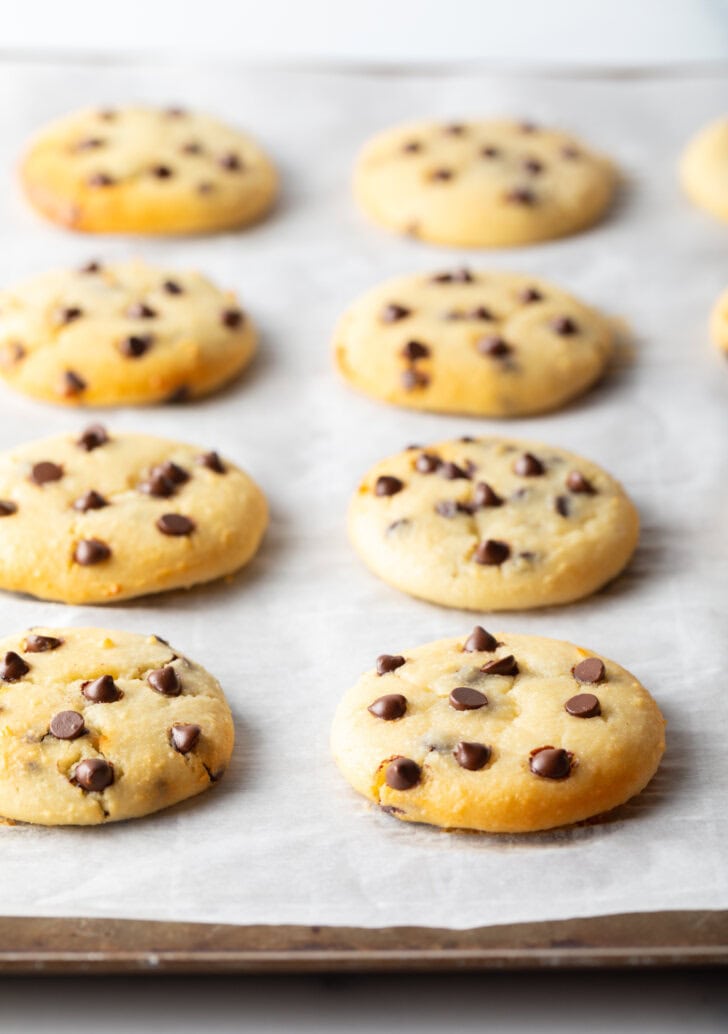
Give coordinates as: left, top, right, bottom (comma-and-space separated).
348, 436, 639, 611
0, 627, 234, 826
354, 118, 616, 247
680, 117, 728, 223
710, 285, 728, 354
0, 427, 267, 604
331, 631, 665, 833
334, 268, 613, 417
0, 259, 256, 406
21, 105, 278, 234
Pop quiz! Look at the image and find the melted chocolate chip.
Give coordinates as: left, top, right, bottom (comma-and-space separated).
381, 303, 411, 323
170, 723, 201, 754
473, 481, 503, 508
82, 675, 122, 703
477, 336, 512, 358
61, 371, 86, 396
431, 269, 473, 284
573, 657, 605, 684
148, 666, 181, 696
30, 462, 63, 486
529, 747, 572, 780
401, 368, 429, 391
464, 626, 497, 653
0, 501, 17, 516
415, 452, 441, 474
454, 741, 491, 770
505, 187, 536, 205
218, 152, 243, 171
126, 302, 157, 319
221, 308, 244, 329
555, 495, 570, 517
441, 461, 469, 480
120, 334, 153, 357
551, 316, 578, 335
522, 157, 543, 174
519, 286, 543, 303
50, 710, 85, 740
197, 451, 226, 474
481, 145, 500, 158
58, 306, 83, 325
513, 452, 545, 476
24, 634, 62, 653
151, 164, 174, 179
156, 514, 196, 536
474, 539, 510, 565
401, 340, 430, 361
376, 654, 406, 676
74, 538, 111, 565
467, 306, 494, 321
368, 694, 407, 720
0, 652, 29, 682
77, 424, 108, 451
430, 168, 454, 181
80, 261, 102, 274
566, 470, 596, 494
565, 693, 601, 718
74, 758, 114, 792
375, 475, 404, 497
87, 173, 114, 187
449, 686, 488, 711
481, 655, 518, 676
73, 490, 108, 512
385, 757, 421, 790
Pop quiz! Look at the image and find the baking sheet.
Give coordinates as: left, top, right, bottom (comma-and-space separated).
0, 56, 725, 932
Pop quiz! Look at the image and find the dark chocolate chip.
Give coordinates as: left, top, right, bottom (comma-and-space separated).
74, 538, 111, 565
477, 335, 512, 358
551, 316, 578, 335
381, 303, 411, 323
464, 626, 498, 653
156, 461, 189, 486
402, 140, 422, 153
0, 500, 17, 516
87, 173, 114, 187
151, 164, 174, 178
481, 145, 500, 158
80, 261, 101, 275
505, 187, 536, 205
449, 686, 488, 711
375, 475, 404, 497
473, 481, 503, 508
120, 334, 153, 358
0, 651, 29, 682
163, 280, 184, 295
573, 657, 605, 684
519, 286, 543, 303
430, 168, 454, 181
385, 757, 421, 790
555, 495, 570, 517
368, 694, 407, 720
441, 461, 469, 480
170, 723, 201, 753
77, 424, 108, 451
24, 634, 62, 653
58, 306, 83, 325
401, 368, 429, 391
61, 370, 86, 396
126, 302, 157, 319
513, 452, 545, 476
82, 675, 122, 703
376, 654, 406, 676
434, 500, 469, 518
431, 268, 474, 284
148, 665, 181, 696
529, 747, 572, 780
401, 340, 430, 361
139, 472, 176, 498
50, 710, 85, 740
415, 452, 441, 474
566, 470, 596, 494
30, 461, 63, 486
74, 758, 114, 792
156, 514, 196, 536
454, 741, 491, 770
474, 539, 510, 565
73, 490, 108, 512
522, 157, 543, 174
565, 693, 601, 718
467, 306, 494, 321
481, 655, 518, 676
197, 451, 226, 474
218, 152, 243, 171
221, 308, 244, 329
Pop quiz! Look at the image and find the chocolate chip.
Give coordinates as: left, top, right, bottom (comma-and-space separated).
481, 655, 518, 676
555, 495, 570, 517
529, 747, 572, 780
77, 424, 108, 451
50, 710, 85, 740
481, 145, 500, 158
474, 539, 510, 565
519, 286, 543, 303
375, 475, 404, 497
219, 152, 243, 170
429, 168, 454, 181
156, 514, 196, 536
156, 461, 189, 486
467, 306, 494, 321
221, 308, 244, 329
197, 451, 226, 474
73, 490, 108, 513
120, 334, 153, 357
58, 306, 83, 325
449, 686, 488, 711
385, 757, 421, 790
441, 461, 469, 480
402, 140, 422, 153
443, 123, 466, 135
82, 675, 122, 703
181, 141, 203, 155
61, 371, 86, 396
80, 261, 102, 274
30, 462, 63, 486
551, 316, 578, 335
454, 741, 491, 770
87, 173, 114, 187
522, 157, 543, 174
415, 452, 441, 474
126, 302, 157, 319
24, 634, 62, 653
0, 501, 17, 516
162, 280, 184, 295
573, 658, 605, 684
565, 693, 601, 718
435, 500, 470, 518
473, 482, 503, 508
0, 652, 29, 682
148, 666, 181, 696
139, 472, 176, 498
513, 452, 545, 476
75, 137, 104, 151
432, 268, 473, 284
505, 187, 536, 205
97, 108, 117, 121
376, 654, 406, 676
566, 470, 596, 494
164, 106, 186, 117
151, 164, 174, 178
368, 694, 407, 720
477, 335, 512, 358
401, 368, 429, 391
74, 538, 111, 565
170, 723, 201, 754
381, 303, 411, 323
74, 758, 114, 792
401, 340, 430, 361
464, 626, 498, 652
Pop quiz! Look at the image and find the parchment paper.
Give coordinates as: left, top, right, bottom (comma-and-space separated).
0, 56, 725, 930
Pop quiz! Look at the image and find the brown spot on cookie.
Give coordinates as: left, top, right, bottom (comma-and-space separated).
30, 461, 63, 486
181, 141, 204, 155
449, 686, 488, 711
80, 261, 102, 274
162, 280, 184, 295
151, 164, 174, 179
82, 675, 122, 703
375, 475, 404, 497
522, 157, 544, 174
0, 651, 29, 682
565, 693, 601, 718
218, 152, 243, 171
529, 746, 572, 780
74, 538, 111, 565
170, 723, 201, 754
156, 514, 196, 536
57, 306, 83, 325
385, 757, 421, 790
555, 495, 570, 517
429, 168, 454, 182
148, 666, 181, 696
87, 172, 114, 187
221, 308, 244, 329
381, 303, 411, 323
73, 758, 114, 792
441, 461, 469, 480
126, 302, 157, 319
505, 187, 536, 205
376, 654, 406, 676
0, 501, 17, 516
401, 340, 430, 361
443, 123, 466, 135
454, 741, 491, 770
481, 145, 500, 158
50, 710, 85, 740
432, 268, 474, 284
73, 490, 108, 512
464, 626, 497, 653
473, 482, 503, 508
519, 286, 543, 303
477, 335, 512, 358
573, 657, 605, 684
120, 334, 153, 358
474, 539, 510, 565
24, 634, 62, 653
368, 694, 407, 720
74, 138, 105, 152
481, 655, 518, 676
59, 370, 86, 397
415, 452, 441, 474
566, 470, 596, 494
551, 316, 578, 335
139, 471, 176, 498
197, 451, 226, 474
513, 453, 545, 476
401, 368, 429, 391
77, 424, 108, 451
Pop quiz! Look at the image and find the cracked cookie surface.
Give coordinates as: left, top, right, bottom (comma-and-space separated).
0, 626, 234, 825
354, 118, 616, 247
0, 426, 267, 604
348, 436, 638, 610
21, 104, 277, 234
0, 259, 256, 406
334, 268, 613, 417
331, 631, 665, 833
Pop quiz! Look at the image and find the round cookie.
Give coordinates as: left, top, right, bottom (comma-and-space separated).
0, 426, 267, 604
348, 436, 638, 611
334, 268, 613, 417
680, 118, 728, 223
21, 105, 277, 234
0, 259, 256, 406
331, 631, 665, 833
0, 626, 234, 825
353, 118, 616, 247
